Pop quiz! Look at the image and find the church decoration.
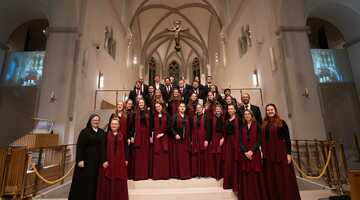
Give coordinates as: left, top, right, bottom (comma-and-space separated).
238, 24, 252, 57
167, 20, 189, 52
104, 26, 117, 59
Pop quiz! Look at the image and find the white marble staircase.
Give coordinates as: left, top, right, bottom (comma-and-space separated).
127, 178, 237, 200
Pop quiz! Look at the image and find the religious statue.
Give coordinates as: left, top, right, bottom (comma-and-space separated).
104, 26, 117, 59
239, 24, 252, 57
167, 20, 189, 52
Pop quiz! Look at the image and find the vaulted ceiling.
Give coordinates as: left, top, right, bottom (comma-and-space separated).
129, 0, 224, 72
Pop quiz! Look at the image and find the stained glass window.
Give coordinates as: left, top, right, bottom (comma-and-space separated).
311, 49, 343, 83
1, 51, 45, 86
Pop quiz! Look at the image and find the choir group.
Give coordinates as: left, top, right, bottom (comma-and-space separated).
69, 75, 301, 200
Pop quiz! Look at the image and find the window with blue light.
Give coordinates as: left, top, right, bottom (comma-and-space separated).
310, 49, 345, 83
2, 51, 45, 86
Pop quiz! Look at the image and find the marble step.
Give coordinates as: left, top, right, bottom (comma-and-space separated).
129, 187, 236, 200
128, 178, 223, 189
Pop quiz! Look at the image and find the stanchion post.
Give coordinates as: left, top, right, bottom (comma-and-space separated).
305, 140, 312, 174
295, 140, 302, 177
61, 146, 67, 185
314, 140, 322, 174
33, 148, 43, 196
332, 142, 344, 195
354, 133, 360, 162
321, 141, 332, 187
339, 143, 349, 184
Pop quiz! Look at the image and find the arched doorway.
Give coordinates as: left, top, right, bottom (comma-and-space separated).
0, 18, 49, 147
1, 19, 48, 86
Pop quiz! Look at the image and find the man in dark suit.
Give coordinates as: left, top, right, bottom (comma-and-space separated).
163, 77, 173, 102
178, 79, 191, 103
190, 80, 206, 100
154, 75, 166, 93
138, 77, 148, 96
129, 81, 144, 103
238, 93, 262, 124
204, 75, 213, 95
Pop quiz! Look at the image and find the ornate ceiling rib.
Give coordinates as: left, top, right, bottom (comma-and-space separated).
130, 3, 222, 28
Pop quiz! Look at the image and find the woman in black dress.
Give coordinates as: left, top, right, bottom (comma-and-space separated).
69, 114, 106, 200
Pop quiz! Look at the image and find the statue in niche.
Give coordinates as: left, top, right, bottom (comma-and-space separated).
104, 26, 117, 59
167, 20, 189, 52
238, 24, 252, 57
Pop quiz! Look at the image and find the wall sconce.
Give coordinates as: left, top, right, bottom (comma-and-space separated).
98, 72, 104, 89
252, 69, 259, 87
215, 52, 219, 63
133, 56, 138, 64
49, 91, 57, 103
302, 88, 310, 98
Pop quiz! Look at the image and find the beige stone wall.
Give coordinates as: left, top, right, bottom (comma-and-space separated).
37, 0, 138, 145
214, 0, 326, 140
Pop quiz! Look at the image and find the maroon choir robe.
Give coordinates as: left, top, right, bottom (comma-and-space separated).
97, 131, 128, 200
126, 110, 135, 180
208, 115, 224, 179
133, 109, 151, 180
238, 122, 267, 200
205, 102, 216, 121
152, 112, 170, 180
186, 102, 196, 120
171, 113, 191, 179
262, 121, 300, 200
223, 116, 241, 190
109, 112, 128, 140
169, 100, 181, 116
191, 113, 211, 177
168, 100, 180, 178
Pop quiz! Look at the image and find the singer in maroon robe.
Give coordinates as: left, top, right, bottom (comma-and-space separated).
238, 110, 267, 200
168, 89, 181, 177
168, 88, 181, 116
205, 91, 217, 120
125, 99, 135, 180
191, 104, 211, 177
208, 105, 224, 179
108, 101, 127, 138
152, 103, 171, 179
171, 102, 191, 179
133, 99, 151, 180
97, 118, 129, 200
186, 93, 198, 119
262, 104, 300, 200
223, 104, 241, 190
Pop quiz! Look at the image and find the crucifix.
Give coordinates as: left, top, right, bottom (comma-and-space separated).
167, 20, 189, 52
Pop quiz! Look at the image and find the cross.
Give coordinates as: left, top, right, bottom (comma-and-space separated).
167, 20, 189, 52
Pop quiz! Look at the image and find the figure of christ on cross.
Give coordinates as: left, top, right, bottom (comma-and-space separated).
167, 20, 189, 52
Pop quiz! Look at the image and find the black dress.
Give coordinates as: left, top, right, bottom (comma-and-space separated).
68, 127, 106, 200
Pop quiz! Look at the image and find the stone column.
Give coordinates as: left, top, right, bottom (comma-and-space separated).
36, 0, 80, 144
274, 0, 326, 139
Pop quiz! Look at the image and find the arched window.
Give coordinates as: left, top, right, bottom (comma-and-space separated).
192, 57, 200, 81
307, 18, 349, 83
1, 19, 48, 86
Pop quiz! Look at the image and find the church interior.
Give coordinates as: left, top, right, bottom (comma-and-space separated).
0, 0, 360, 199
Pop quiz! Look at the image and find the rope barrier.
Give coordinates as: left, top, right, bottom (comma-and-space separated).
31, 163, 75, 185
292, 147, 333, 180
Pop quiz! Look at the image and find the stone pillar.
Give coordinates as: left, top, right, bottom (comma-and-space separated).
275, 0, 326, 139
36, 0, 79, 144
